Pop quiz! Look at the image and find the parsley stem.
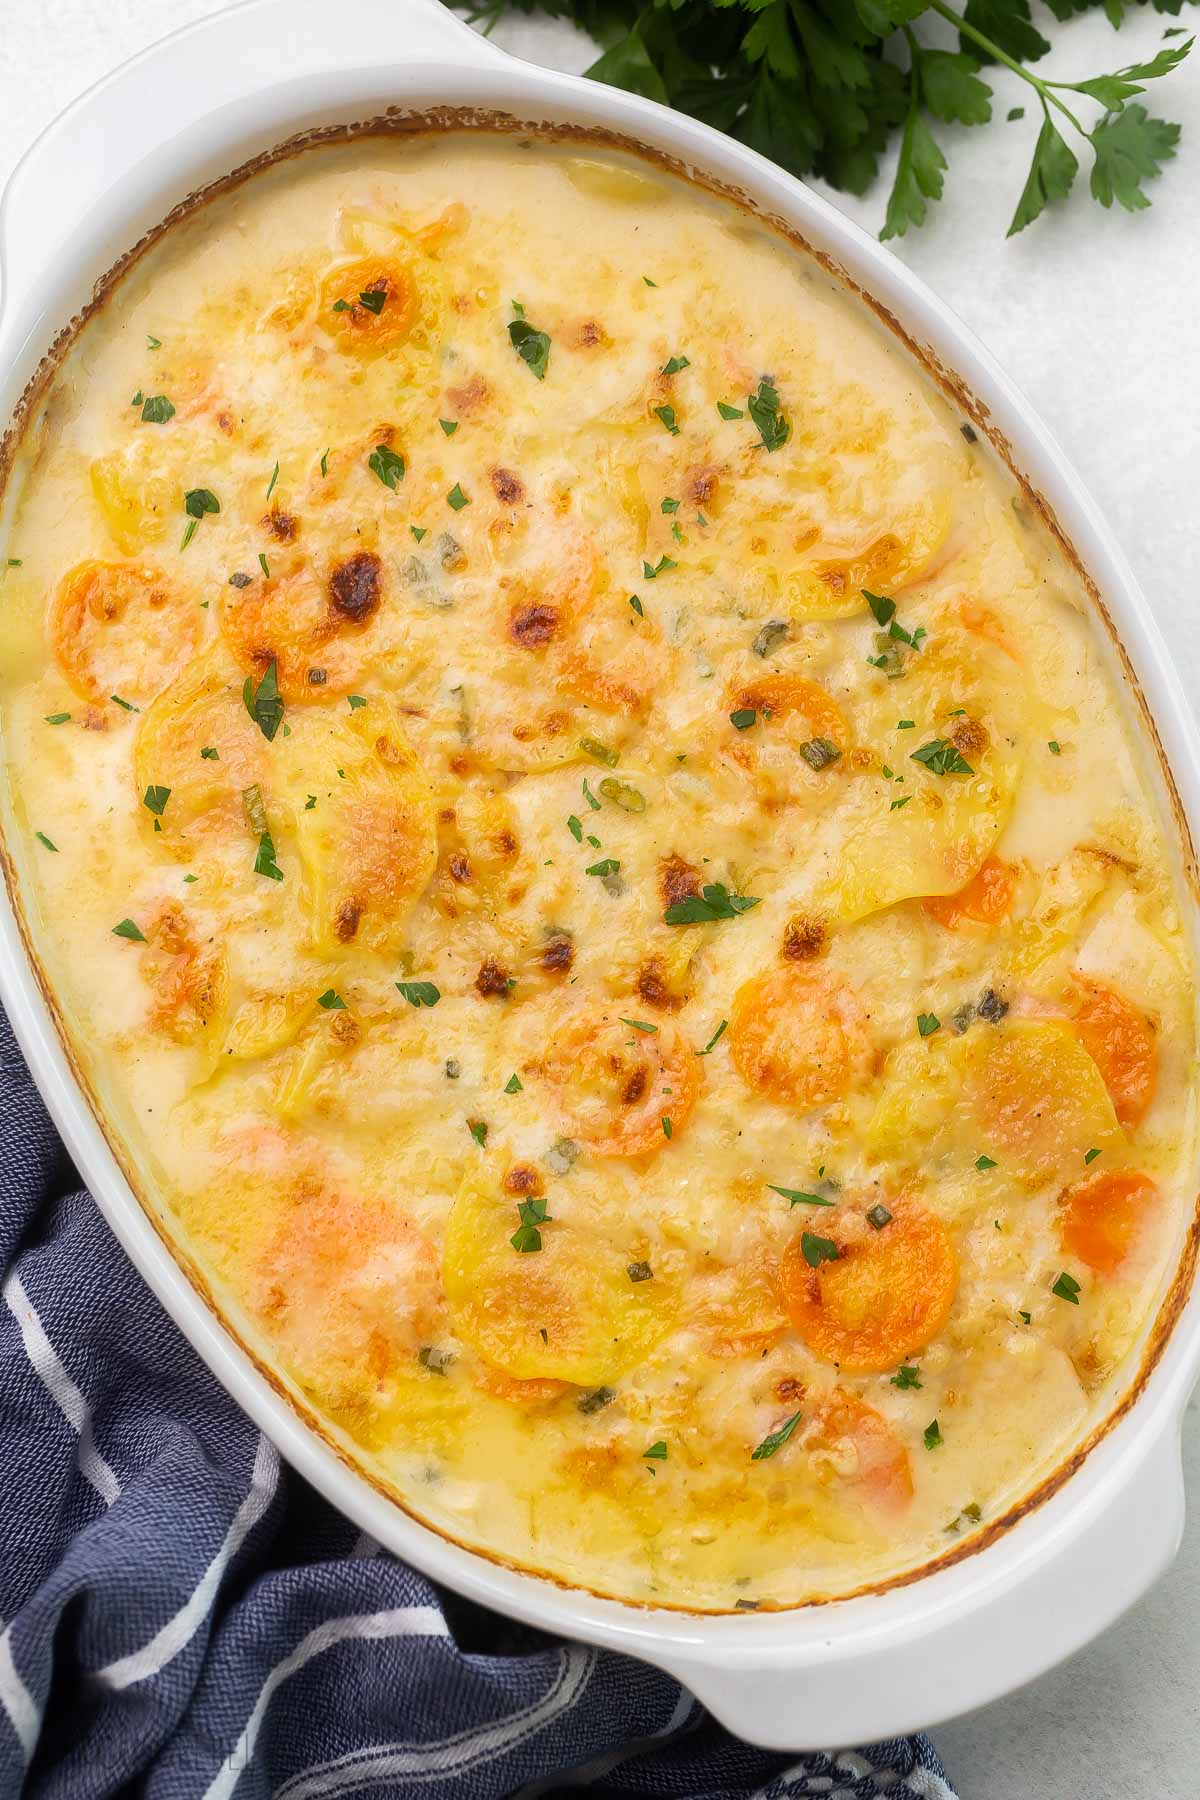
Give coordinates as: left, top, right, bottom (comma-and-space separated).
926, 0, 1085, 136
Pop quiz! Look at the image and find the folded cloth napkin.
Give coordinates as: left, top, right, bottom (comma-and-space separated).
0, 1007, 958, 1799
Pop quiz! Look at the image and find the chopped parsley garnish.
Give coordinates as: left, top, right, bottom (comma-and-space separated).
396, 979, 440, 1008
258, 553, 271, 579
200, 746, 219, 760
664, 882, 760, 925
266, 461, 280, 501
751, 1409, 802, 1461
662, 354, 690, 376
581, 777, 602, 810
319, 448, 330, 477
411, 525, 427, 543
585, 858, 621, 878
643, 1439, 668, 1461
1048, 739, 1062, 755
642, 554, 675, 579
140, 395, 175, 424
717, 400, 744, 420
1018, 1309, 1032, 1325
629, 593, 644, 616
661, 1115, 673, 1139
768, 1185, 834, 1208
304, 795, 316, 809
368, 445, 405, 491
866, 1203, 893, 1230
508, 305, 551, 380
567, 814, 583, 842
660, 497, 680, 514
511, 1195, 549, 1252
439, 419, 458, 436
627, 1261, 654, 1282
243, 659, 284, 742
504, 1073, 523, 1093
890, 796, 912, 811
181, 487, 218, 548
897, 719, 915, 729
801, 1231, 839, 1268
112, 918, 146, 942
747, 378, 790, 451
975, 1153, 998, 1171
146, 335, 161, 350
653, 404, 680, 436
317, 989, 346, 1010
696, 1019, 728, 1055
109, 695, 138, 713
447, 483, 470, 511
1052, 1270, 1082, 1304
34, 831, 58, 853
798, 737, 840, 771
619, 1018, 658, 1034
44, 713, 70, 726
642, 275, 657, 287
891, 1365, 922, 1390
348, 695, 366, 711
912, 739, 974, 776
1084, 1146, 1102, 1165
469, 1119, 489, 1149
917, 1012, 941, 1037
254, 831, 284, 881
730, 708, 757, 731
924, 1419, 943, 1450
142, 784, 170, 819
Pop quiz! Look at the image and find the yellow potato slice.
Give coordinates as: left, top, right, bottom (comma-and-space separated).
274, 698, 437, 956
90, 440, 177, 554
133, 646, 267, 860
782, 486, 953, 623
824, 628, 1024, 922
443, 1177, 675, 1386
868, 1019, 1123, 1187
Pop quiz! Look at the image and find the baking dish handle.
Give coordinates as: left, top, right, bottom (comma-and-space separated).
652, 1411, 1186, 1750
0, 0, 505, 331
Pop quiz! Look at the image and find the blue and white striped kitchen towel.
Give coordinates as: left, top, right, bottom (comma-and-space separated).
0, 1006, 958, 1798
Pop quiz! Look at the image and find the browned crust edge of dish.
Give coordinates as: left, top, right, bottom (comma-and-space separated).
1, 105, 1197, 1618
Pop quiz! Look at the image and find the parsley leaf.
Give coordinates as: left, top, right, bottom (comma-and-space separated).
1052, 1269, 1081, 1304
511, 1195, 550, 1253
254, 831, 284, 881
747, 378, 790, 451
751, 1409, 802, 1462
801, 1231, 839, 1268
768, 1185, 835, 1208
892, 1365, 922, 1390
368, 445, 405, 491
664, 882, 761, 925
1089, 104, 1180, 213
396, 979, 440, 1008
1008, 113, 1078, 236
243, 659, 284, 742
912, 737, 974, 775
508, 307, 551, 380
112, 918, 146, 942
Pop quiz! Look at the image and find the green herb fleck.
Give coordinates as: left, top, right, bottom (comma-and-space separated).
751, 1409, 802, 1462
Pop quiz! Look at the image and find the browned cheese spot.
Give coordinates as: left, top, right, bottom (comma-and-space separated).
329, 552, 382, 625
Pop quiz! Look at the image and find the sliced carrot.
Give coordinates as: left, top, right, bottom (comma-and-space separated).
539, 1009, 700, 1157
1073, 977, 1158, 1130
960, 600, 1020, 662
319, 256, 420, 353
727, 672, 846, 745
1060, 1170, 1159, 1276
781, 1205, 957, 1373
730, 967, 872, 1112
923, 856, 1017, 931
811, 1390, 914, 1514
50, 560, 199, 706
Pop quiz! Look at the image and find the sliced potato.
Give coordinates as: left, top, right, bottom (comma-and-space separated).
443, 1176, 675, 1385
133, 645, 266, 859
274, 698, 437, 956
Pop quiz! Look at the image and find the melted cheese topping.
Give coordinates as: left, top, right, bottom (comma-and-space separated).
1, 133, 1196, 1610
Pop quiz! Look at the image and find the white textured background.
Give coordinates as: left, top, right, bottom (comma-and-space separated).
2, 3, 1199, 1794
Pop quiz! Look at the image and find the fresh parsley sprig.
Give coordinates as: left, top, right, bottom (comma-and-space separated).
475, 1, 1193, 238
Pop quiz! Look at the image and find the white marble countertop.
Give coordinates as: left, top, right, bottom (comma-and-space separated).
2, 4, 1198, 1793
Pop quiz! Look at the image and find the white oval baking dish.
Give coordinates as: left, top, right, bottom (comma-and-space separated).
2, 0, 1198, 1752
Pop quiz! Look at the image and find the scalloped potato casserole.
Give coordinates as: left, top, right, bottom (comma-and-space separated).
1, 132, 1196, 1609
